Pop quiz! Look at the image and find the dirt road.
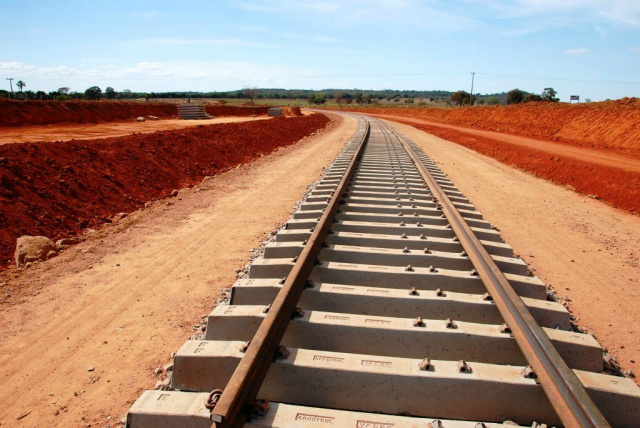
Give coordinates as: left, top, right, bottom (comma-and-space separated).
0, 116, 270, 145
372, 114, 640, 173
389, 119, 640, 382
0, 113, 357, 428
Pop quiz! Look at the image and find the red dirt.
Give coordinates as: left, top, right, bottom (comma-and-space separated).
336, 98, 640, 153
386, 118, 640, 213
205, 105, 270, 117
0, 114, 330, 268
285, 106, 304, 117
0, 100, 177, 127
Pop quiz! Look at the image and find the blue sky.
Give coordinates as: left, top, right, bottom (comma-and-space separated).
1, 0, 639, 101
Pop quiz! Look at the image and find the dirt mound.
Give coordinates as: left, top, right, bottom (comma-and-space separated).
0, 100, 177, 127
284, 106, 304, 117
0, 114, 331, 269
337, 98, 640, 152
404, 122, 640, 213
205, 105, 270, 117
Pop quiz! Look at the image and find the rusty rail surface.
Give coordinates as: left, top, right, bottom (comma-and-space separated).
381, 120, 611, 428
209, 121, 370, 428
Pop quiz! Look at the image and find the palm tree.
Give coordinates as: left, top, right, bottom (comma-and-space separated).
16, 80, 26, 99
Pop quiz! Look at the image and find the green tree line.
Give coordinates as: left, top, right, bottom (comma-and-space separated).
0, 84, 564, 106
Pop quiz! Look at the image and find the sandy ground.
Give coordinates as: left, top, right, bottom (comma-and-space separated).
371, 114, 640, 173
388, 119, 640, 380
0, 116, 270, 145
0, 113, 357, 428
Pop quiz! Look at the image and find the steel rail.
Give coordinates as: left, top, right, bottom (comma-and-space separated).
380, 120, 610, 428
209, 120, 370, 428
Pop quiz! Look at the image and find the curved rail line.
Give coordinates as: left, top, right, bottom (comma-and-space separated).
127, 115, 640, 428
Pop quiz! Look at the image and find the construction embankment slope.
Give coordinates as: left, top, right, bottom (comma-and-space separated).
334, 100, 640, 213
0, 100, 281, 127
0, 113, 330, 269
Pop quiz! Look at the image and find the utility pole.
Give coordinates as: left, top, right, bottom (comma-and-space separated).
6, 78, 14, 99
470, 72, 475, 98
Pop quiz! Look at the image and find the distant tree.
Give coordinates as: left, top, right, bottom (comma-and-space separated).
334, 92, 343, 106
105, 86, 117, 99
450, 91, 474, 106
243, 86, 259, 103
121, 89, 133, 99
342, 93, 353, 104
541, 87, 559, 102
16, 80, 26, 99
404, 98, 414, 104
485, 97, 500, 106
35, 90, 47, 100
84, 86, 102, 100
523, 94, 543, 103
58, 87, 70, 100
0, 89, 9, 99
308, 94, 326, 105
354, 92, 364, 104
506, 89, 525, 104
585, 98, 591, 103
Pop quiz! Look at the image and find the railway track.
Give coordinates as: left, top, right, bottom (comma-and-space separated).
126, 115, 640, 428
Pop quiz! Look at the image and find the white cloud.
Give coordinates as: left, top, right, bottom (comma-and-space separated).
0, 60, 318, 91
236, 0, 478, 31
566, 48, 590, 55
126, 38, 274, 48
465, 0, 640, 27
313, 36, 339, 43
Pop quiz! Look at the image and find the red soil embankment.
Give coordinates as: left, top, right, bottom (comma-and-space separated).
205, 105, 270, 117
0, 114, 331, 268
394, 120, 640, 213
0, 100, 177, 127
337, 98, 640, 153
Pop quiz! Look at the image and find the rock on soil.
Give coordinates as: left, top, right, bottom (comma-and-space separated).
0, 114, 331, 269
56, 237, 79, 249
14, 236, 57, 266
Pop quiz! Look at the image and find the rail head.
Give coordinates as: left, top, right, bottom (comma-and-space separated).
208, 120, 370, 428
381, 120, 610, 428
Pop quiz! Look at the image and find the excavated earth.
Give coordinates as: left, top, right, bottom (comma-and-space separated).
336, 100, 640, 213
0, 100, 177, 126
0, 114, 330, 269
339, 98, 640, 152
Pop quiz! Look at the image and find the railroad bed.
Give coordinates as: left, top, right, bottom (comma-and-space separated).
127, 116, 640, 428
